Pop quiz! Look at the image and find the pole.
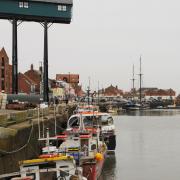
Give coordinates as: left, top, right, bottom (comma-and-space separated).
43, 21, 49, 103
87, 86, 90, 106
12, 19, 18, 94
139, 56, 142, 104
98, 81, 100, 105
69, 72, 70, 101
132, 64, 135, 99
54, 97, 57, 135
38, 106, 41, 139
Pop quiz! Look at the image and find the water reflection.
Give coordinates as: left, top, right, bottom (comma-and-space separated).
104, 111, 180, 180
120, 109, 180, 116
100, 153, 116, 180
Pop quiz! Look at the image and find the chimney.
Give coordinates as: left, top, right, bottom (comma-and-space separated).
31, 64, 33, 71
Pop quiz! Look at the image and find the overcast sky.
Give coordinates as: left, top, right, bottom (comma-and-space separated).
0, 0, 180, 93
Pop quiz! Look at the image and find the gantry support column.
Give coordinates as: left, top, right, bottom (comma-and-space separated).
12, 19, 18, 94
43, 21, 49, 103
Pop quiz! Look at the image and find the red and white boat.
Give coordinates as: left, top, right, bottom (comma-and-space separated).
67, 111, 116, 151
59, 115, 107, 180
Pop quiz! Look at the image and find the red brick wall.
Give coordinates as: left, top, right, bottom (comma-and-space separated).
8, 65, 12, 93
0, 48, 11, 93
24, 69, 41, 93
56, 74, 79, 89
18, 73, 31, 94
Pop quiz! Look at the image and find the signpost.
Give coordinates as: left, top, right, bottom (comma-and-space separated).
0, 0, 73, 102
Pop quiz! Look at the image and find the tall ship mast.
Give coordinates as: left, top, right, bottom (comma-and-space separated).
131, 64, 136, 99
139, 56, 143, 104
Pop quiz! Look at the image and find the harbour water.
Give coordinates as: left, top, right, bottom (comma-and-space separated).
100, 109, 180, 180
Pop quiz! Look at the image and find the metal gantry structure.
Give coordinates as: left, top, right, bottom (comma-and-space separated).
0, 0, 73, 102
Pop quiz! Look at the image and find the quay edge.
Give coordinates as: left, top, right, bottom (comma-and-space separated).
0, 104, 76, 175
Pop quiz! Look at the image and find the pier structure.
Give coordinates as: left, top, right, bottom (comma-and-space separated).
0, 0, 73, 102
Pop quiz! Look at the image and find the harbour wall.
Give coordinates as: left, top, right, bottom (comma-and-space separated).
0, 104, 76, 175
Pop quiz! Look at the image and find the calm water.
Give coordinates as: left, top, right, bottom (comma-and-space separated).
100, 109, 180, 180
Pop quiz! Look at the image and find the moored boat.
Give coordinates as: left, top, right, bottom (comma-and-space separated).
59, 115, 107, 180
67, 111, 116, 151
0, 154, 85, 180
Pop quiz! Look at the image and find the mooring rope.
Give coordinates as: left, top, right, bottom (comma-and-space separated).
0, 122, 34, 154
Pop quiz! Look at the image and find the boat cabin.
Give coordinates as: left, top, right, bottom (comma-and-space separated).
19, 156, 76, 180
67, 113, 114, 129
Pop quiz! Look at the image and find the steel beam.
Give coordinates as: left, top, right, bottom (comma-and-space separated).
43, 21, 49, 102
12, 19, 18, 94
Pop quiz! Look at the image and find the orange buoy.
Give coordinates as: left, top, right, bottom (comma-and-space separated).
95, 153, 103, 161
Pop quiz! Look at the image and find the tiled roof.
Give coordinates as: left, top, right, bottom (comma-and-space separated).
19, 73, 37, 85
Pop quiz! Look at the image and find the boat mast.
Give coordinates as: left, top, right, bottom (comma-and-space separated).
139, 56, 143, 104
131, 64, 136, 99
87, 77, 91, 106
98, 80, 100, 105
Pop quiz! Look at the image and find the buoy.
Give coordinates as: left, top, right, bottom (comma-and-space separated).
95, 153, 103, 161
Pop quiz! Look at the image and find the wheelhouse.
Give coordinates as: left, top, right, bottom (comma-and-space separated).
67, 112, 114, 129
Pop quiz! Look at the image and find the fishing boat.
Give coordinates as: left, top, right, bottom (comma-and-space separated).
67, 111, 116, 151
0, 151, 85, 180
59, 115, 107, 180
0, 129, 87, 180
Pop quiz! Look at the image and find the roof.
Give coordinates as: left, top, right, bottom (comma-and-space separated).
29, 0, 73, 5
19, 73, 37, 85
0, 47, 9, 59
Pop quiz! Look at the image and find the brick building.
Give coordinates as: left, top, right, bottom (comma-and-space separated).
18, 72, 37, 94
75, 85, 85, 97
0, 47, 11, 93
24, 64, 42, 93
144, 88, 176, 100
99, 85, 123, 97
56, 74, 79, 89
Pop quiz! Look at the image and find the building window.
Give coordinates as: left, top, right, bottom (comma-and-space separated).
24, 2, 28, 8
62, 5, 66, 11
19, 2, 29, 8
58, 5, 67, 11
1, 69, 5, 78
19, 2, 24, 8
31, 85, 35, 93
1, 57, 5, 67
1, 80, 5, 91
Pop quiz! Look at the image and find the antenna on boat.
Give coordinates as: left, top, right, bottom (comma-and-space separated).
87, 86, 90, 106
79, 114, 85, 131
53, 97, 57, 136
88, 76, 91, 91
98, 80, 100, 105
38, 105, 41, 139
42, 108, 45, 138
46, 128, 50, 149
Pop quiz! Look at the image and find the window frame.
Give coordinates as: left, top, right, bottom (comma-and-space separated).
19, 2, 23, 8
24, 2, 29, 8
